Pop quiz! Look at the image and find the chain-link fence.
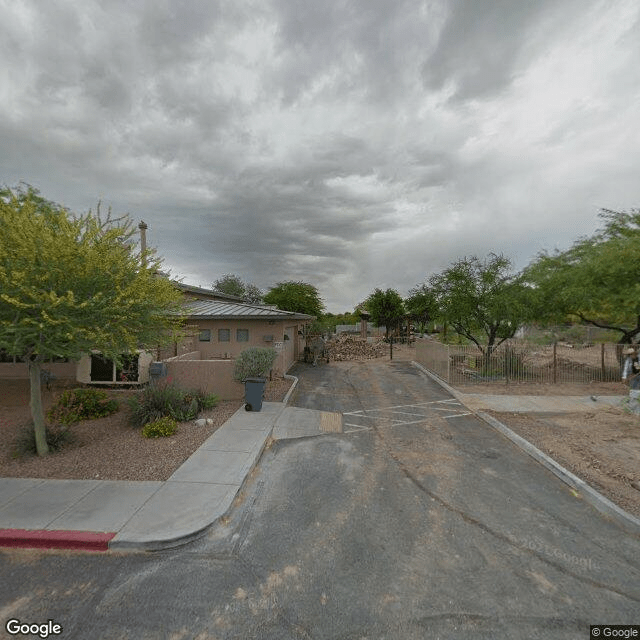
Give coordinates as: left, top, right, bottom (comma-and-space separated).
416, 338, 625, 385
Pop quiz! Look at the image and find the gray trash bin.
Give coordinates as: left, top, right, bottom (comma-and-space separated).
244, 377, 266, 412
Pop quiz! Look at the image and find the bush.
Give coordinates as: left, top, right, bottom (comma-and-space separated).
233, 347, 278, 381
128, 381, 219, 427
46, 388, 118, 426
13, 424, 76, 457
142, 416, 178, 438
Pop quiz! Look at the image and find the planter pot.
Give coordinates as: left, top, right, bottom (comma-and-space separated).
244, 377, 266, 411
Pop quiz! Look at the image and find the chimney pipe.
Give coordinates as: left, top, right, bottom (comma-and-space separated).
138, 221, 148, 264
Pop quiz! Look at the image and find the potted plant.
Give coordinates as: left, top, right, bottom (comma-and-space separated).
233, 347, 278, 411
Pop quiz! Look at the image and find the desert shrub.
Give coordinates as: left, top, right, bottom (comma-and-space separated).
13, 424, 76, 457
128, 381, 219, 427
233, 347, 277, 381
193, 389, 219, 410
47, 388, 118, 426
141, 416, 178, 438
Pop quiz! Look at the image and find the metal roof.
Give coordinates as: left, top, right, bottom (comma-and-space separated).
182, 299, 315, 321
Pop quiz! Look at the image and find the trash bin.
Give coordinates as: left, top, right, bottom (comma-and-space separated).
244, 377, 266, 412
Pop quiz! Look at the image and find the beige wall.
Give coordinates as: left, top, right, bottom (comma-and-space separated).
164, 356, 245, 400
0, 362, 77, 380
187, 319, 306, 375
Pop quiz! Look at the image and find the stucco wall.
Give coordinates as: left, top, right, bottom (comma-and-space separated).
164, 358, 244, 400
0, 362, 77, 380
188, 319, 304, 375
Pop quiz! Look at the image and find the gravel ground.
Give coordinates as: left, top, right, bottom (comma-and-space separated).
0, 376, 293, 482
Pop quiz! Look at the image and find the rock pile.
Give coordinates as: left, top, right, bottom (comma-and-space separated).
326, 335, 389, 361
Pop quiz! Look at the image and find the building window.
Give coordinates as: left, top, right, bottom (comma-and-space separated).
236, 329, 249, 342
218, 329, 230, 342
199, 330, 211, 342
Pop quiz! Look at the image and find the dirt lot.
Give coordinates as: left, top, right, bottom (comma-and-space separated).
0, 376, 293, 482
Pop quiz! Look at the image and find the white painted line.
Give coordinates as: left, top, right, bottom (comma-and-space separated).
443, 413, 472, 419
385, 409, 431, 417
343, 423, 372, 433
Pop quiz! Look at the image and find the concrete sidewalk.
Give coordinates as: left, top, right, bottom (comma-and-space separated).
457, 393, 625, 413
0, 402, 342, 552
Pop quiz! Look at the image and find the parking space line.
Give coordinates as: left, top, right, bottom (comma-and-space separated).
343, 423, 372, 433
341, 398, 469, 433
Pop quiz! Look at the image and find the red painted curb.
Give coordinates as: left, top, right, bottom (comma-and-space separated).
0, 529, 116, 551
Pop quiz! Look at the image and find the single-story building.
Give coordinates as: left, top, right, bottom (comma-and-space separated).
177, 298, 314, 375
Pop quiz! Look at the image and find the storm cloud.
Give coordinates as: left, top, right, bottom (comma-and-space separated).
1, 0, 639, 311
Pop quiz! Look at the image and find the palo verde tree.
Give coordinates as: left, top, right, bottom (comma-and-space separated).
429, 253, 532, 355
365, 288, 405, 338
0, 185, 186, 456
523, 208, 640, 344
263, 281, 324, 317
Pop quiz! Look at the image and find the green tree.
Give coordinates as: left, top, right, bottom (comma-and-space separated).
320, 310, 361, 333
0, 185, 186, 456
405, 284, 438, 334
429, 253, 532, 354
523, 209, 640, 343
213, 274, 263, 304
263, 281, 323, 317
365, 288, 405, 338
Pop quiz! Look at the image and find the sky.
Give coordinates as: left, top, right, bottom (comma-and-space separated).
1, 0, 639, 313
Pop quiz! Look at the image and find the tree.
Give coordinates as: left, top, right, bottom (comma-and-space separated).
365, 288, 405, 338
213, 274, 244, 298
243, 283, 264, 305
263, 281, 324, 317
321, 310, 360, 333
0, 185, 186, 455
429, 253, 532, 354
523, 209, 640, 344
405, 284, 438, 334
213, 274, 263, 304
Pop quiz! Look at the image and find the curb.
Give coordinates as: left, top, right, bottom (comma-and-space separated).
283, 374, 299, 405
411, 361, 640, 537
0, 529, 115, 552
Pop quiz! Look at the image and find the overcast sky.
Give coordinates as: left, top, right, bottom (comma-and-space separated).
2, 1, 639, 312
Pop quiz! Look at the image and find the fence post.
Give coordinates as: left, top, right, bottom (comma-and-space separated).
553, 342, 557, 384
601, 343, 605, 381
446, 344, 450, 383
